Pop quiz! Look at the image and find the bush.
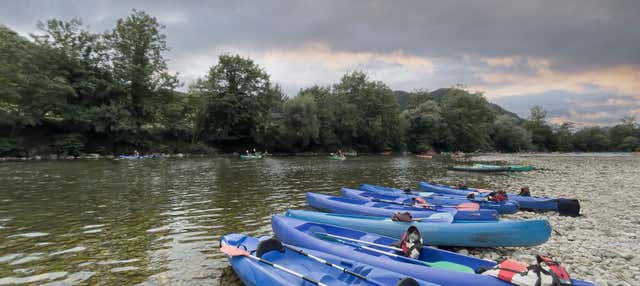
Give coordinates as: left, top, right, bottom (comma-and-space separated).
52, 134, 86, 156
0, 137, 17, 156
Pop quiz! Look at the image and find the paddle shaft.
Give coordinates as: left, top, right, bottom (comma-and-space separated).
315, 233, 433, 267
282, 244, 375, 284
221, 244, 328, 286
318, 233, 402, 252
371, 197, 473, 210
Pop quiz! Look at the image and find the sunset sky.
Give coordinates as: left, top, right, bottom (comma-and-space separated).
2, 0, 638, 125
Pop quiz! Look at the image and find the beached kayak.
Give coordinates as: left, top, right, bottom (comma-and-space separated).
360, 184, 520, 214
272, 215, 593, 286
329, 155, 346, 160
240, 154, 263, 159
419, 182, 580, 216
307, 192, 499, 221
340, 188, 502, 220
220, 233, 434, 286
476, 164, 535, 172
286, 210, 550, 247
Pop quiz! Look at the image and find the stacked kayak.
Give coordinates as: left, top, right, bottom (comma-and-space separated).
420, 182, 580, 216
287, 210, 550, 247
272, 215, 594, 286
359, 184, 520, 214
307, 192, 499, 222
221, 233, 433, 286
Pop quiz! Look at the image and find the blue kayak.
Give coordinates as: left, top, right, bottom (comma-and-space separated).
340, 188, 502, 220
360, 184, 520, 214
307, 192, 498, 222
220, 233, 435, 286
287, 210, 550, 247
419, 182, 580, 216
272, 215, 594, 286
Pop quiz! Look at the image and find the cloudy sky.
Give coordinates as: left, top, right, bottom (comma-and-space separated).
2, 0, 639, 125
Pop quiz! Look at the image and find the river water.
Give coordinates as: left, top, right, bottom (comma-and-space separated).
2, 154, 638, 285
0, 155, 470, 285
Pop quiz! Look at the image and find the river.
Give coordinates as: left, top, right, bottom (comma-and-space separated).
1, 154, 638, 285
0, 155, 468, 285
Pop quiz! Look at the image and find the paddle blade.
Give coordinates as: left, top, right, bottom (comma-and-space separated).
456, 202, 480, 211
428, 261, 475, 273
220, 244, 250, 257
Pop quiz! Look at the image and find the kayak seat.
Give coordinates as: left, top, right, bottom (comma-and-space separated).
255, 237, 284, 258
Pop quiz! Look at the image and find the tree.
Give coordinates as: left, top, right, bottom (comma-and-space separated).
572, 127, 611, 152
402, 95, 450, 153
300, 86, 339, 147
491, 115, 532, 152
0, 25, 74, 139
440, 88, 495, 151
333, 71, 402, 151
609, 116, 639, 151
281, 93, 319, 150
524, 105, 557, 151
190, 54, 282, 146
553, 122, 575, 152
105, 10, 178, 128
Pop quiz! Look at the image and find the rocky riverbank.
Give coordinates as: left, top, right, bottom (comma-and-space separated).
462, 153, 639, 285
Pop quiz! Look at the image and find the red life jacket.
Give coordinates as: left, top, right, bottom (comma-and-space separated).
482, 256, 573, 286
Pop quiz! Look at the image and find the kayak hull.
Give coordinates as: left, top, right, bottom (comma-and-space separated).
240, 154, 263, 159
360, 184, 519, 214
272, 215, 593, 286
419, 182, 562, 211
340, 188, 501, 221
220, 233, 435, 286
286, 210, 551, 247
307, 192, 499, 221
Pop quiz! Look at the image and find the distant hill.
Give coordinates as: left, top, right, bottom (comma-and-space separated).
393, 88, 522, 121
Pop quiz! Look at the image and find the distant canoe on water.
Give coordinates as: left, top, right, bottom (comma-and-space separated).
448, 164, 534, 172
240, 154, 263, 160
416, 154, 433, 159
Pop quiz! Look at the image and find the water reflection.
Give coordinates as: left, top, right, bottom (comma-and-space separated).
0, 155, 477, 285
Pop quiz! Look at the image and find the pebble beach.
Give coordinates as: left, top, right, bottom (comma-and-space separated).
464, 154, 640, 286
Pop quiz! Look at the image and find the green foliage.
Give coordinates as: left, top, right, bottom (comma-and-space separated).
401, 97, 450, 153
281, 94, 319, 149
491, 115, 532, 152
524, 105, 558, 151
2, 11, 639, 155
52, 133, 86, 156
440, 89, 495, 151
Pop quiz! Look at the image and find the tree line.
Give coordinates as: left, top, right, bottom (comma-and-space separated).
1, 10, 639, 156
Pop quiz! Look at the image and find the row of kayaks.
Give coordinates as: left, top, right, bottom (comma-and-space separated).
448, 164, 535, 172
221, 182, 593, 285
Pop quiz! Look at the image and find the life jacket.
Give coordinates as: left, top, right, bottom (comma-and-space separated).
411, 197, 436, 210
399, 226, 423, 259
482, 255, 573, 286
486, 190, 508, 202
391, 212, 413, 222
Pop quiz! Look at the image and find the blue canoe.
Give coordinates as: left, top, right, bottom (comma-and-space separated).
220, 233, 435, 286
287, 210, 550, 247
340, 188, 503, 220
360, 184, 520, 214
307, 192, 498, 222
272, 215, 594, 286
419, 182, 580, 216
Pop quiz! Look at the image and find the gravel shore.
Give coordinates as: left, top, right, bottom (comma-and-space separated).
219, 153, 639, 285
463, 153, 639, 286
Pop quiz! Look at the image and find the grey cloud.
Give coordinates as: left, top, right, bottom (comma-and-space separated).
1, 0, 639, 71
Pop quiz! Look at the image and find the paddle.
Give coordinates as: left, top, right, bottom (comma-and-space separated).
370, 197, 480, 211
314, 233, 474, 273
220, 244, 329, 286
282, 244, 378, 284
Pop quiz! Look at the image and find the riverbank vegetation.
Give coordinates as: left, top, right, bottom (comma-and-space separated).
1, 10, 639, 157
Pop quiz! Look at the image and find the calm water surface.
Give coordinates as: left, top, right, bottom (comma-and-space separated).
0, 155, 492, 285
